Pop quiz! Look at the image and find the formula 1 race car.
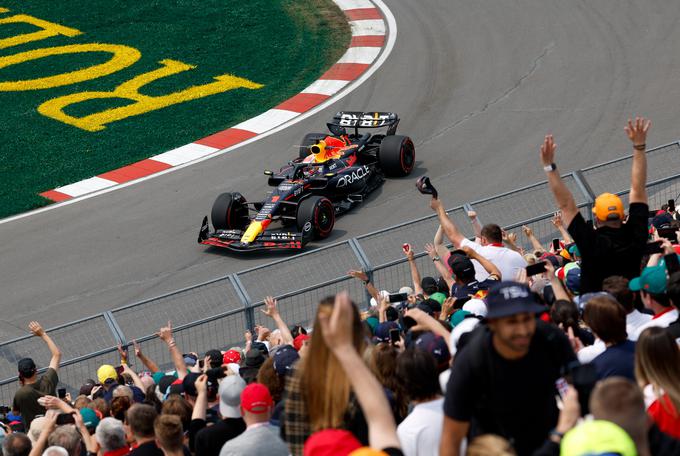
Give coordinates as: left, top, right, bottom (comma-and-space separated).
198, 111, 415, 252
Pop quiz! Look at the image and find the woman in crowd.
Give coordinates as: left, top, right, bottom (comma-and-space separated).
635, 326, 680, 438
368, 343, 409, 424
282, 296, 368, 455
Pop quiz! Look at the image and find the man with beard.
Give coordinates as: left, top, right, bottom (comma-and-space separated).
440, 282, 576, 456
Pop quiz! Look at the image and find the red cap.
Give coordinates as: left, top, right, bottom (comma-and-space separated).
673, 245, 680, 256
304, 429, 362, 456
223, 349, 241, 365
293, 334, 310, 351
240, 383, 273, 414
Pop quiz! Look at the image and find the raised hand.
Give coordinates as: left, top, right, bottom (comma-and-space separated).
522, 225, 534, 238
116, 343, 128, 364
506, 231, 518, 244
319, 291, 355, 350
194, 374, 208, 395
467, 210, 477, 220
132, 339, 142, 357
441, 297, 457, 318
244, 329, 252, 343
551, 211, 563, 228
540, 134, 557, 166
348, 269, 369, 282
156, 321, 173, 343
430, 196, 443, 212
624, 117, 651, 147
567, 327, 584, 353
424, 242, 437, 259
28, 321, 45, 337
261, 296, 279, 318
403, 243, 415, 261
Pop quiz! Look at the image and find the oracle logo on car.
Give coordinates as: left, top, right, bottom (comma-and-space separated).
337, 165, 369, 188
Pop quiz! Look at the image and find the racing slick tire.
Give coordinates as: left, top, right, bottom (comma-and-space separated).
296, 196, 335, 239
211, 192, 249, 231
299, 132, 327, 159
378, 135, 415, 177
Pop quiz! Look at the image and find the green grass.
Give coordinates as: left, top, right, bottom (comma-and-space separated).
0, 0, 350, 218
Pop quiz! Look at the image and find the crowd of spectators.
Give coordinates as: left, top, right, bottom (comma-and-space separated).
4, 117, 680, 456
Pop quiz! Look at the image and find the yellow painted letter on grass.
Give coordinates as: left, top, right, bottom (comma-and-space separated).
0, 14, 81, 49
0, 43, 141, 91
38, 59, 264, 131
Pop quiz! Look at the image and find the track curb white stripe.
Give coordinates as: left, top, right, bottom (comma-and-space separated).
2, 0, 397, 225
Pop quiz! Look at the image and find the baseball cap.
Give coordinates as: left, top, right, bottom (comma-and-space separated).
414, 332, 451, 369
420, 298, 442, 313
373, 321, 399, 343
568, 244, 580, 258
17, 358, 36, 377
182, 354, 197, 367
219, 375, 246, 418
97, 365, 117, 384
80, 407, 100, 429
449, 309, 472, 327
462, 298, 487, 317
293, 334, 310, 351
485, 281, 546, 319
565, 267, 581, 295
448, 255, 475, 281
152, 372, 165, 385
429, 292, 447, 306
222, 350, 241, 365
561, 420, 636, 456
273, 345, 299, 376
240, 383, 273, 414
79, 379, 96, 396
593, 192, 624, 222
539, 253, 561, 269
205, 349, 223, 368
385, 306, 399, 321
303, 429, 362, 456
652, 212, 673, 230
157, 375, 176, 396
182, 372, 200, 397
250, 341, 269, 357
629, 265, 668, 294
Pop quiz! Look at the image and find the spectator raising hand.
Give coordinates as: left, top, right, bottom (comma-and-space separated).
261, 296, 294, 345
318, 291, 401, 452
156, 320, 187, 379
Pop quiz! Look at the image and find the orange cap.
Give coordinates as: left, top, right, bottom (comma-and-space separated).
592, 193, 624, 222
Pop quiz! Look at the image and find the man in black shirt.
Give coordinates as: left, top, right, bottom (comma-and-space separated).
665, 271, 680, 341
540, 118, 652, 293
440, 282, 576, 456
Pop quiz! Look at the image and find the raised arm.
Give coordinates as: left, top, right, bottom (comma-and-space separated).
522, 225, 544, 254
320, 292, 401, 451
156, 321, 188, 379
404, 247, 424, 295
425, 243, 454, 290
433, 225, 450, 258
404, 307, 451, 340
29, 322, 61, 372
467, 210, 482, 239
551, 211, 573, 244
191, 374, 209, 421
460, 246, 501, 280
503, 230, 523, 254
540, 135, 579, 226
261, 297, 294, 345
431, 197, 466, 248
625, 117, 651, 204
544, 261, 570, 302
348, 269, 380, 304
132, 339, 160, 373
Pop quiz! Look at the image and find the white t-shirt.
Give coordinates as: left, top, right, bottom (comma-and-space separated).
577, 339, 606, 364
397, 398, 445, 456
632, 308, 679, 341
626, 310, 653, 339
460, 238, 527, 282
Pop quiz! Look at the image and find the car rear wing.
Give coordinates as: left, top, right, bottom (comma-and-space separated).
327, 111, 399, 136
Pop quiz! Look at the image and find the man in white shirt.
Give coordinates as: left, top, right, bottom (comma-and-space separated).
601, 276, 652, 337
430, 198, 526, 281
629, 265, 679, 340
396, 349, 444, 456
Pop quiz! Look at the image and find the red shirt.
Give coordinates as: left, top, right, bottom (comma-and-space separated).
648, 394, 680, 438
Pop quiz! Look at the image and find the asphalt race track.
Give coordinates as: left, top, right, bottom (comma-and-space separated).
2, 0, 680, 340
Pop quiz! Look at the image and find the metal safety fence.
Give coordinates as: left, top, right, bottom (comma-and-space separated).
0, 141, 679, 405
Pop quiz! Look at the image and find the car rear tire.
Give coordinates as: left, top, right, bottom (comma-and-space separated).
296, 196, 335, 239
299, 132, 327, 159
211, 192, 249, 230
378, 135, 415, 177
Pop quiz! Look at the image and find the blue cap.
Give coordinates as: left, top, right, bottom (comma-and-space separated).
486, 281, 545, 319
373, 321, 399, 343
273, 345, 299, 376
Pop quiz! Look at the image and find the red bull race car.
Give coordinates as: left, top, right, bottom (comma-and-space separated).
198, 111, 415, 252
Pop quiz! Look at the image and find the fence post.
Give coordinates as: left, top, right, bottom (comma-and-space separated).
349, 238, 374, 307
230, 274, 255, 331
573, 170, 596, 222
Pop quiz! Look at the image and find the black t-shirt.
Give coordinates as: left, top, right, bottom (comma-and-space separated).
666, 318, 680, 340
444, 321, 576, 456
12, 367, 58, 428
128, 441, 163, 456
567, 202, 649, 293
194, 417, 246, 456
